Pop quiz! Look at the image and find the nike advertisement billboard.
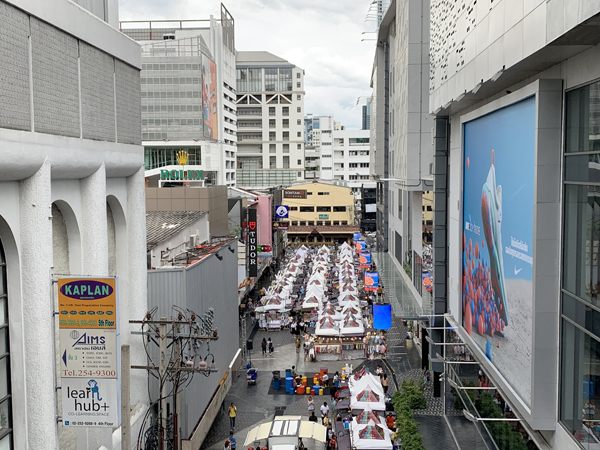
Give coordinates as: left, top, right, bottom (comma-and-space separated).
462, 96, 535, 406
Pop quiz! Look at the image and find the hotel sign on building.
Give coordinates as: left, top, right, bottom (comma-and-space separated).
284, 189, 307, 199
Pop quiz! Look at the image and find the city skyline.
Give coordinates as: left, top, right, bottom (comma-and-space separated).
119, 0, 378, 130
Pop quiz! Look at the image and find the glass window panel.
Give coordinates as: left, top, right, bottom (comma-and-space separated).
279, 68, 292, 91
566, 81, 600, 153
565, 154, 600, 183
265, 69, 277, 92
563, 292, 600, 339
560, 318, 600, 449
563, 185, 600, 305
0, 433, 11, 450
0, 357, 8, 400
0, 399, 11, 432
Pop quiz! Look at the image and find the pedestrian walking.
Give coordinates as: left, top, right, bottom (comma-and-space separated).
224, 440, 230, 450
333, 371, 340, 388
308, 395, 315, 414
268, 337, 274, 356
295, 336, 301, 353
303, 343, 308, 362
261, 338, 267, 356
308, 411, 318, 423
228, 403, 237, 429
229, 431, 236, 450
326, 424, 334, 450
382, 374, 389, 394
320, 402, 329, 424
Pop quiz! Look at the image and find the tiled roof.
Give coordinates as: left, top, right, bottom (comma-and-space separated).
146, 211, 207, 251
286, 225, 360, 234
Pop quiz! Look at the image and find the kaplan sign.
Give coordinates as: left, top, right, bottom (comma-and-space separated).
248, 208, 258, 277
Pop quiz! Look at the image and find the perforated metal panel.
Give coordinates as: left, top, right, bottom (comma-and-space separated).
0, 2, 31, 131
115, 60, 141, 145
80, 41, 115, 141
31, 17, 80, 137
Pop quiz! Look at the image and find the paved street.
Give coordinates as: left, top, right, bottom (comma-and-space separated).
201, 252, 471, 450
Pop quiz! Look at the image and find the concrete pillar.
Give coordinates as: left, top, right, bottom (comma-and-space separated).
20, 160, 58, 449
80, 164, 108, 275
78, 164, 110, 450
127, 165, 149, 407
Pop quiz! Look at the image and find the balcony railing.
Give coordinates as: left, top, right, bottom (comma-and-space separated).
236, 169, 298, 188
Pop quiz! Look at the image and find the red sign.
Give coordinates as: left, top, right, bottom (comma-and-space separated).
273, 221, 290, 230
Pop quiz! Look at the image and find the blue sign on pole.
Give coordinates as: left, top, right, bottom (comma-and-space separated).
275, 205, 289, 219
373, 304, 392, 330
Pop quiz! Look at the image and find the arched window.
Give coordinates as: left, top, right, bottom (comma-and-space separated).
0, 240, 12, 447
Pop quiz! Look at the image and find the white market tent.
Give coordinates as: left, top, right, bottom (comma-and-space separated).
349, 374, 385, 396
351, 421, 393, 450
350, 386, 386, 411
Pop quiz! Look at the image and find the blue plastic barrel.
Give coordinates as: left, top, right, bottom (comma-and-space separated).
285, 376, 294, 393
285, 369, 292, 378
273, 379, 281, 390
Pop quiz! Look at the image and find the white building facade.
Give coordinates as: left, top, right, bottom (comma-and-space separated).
236, 51, 305, 189
122, 9, 238, 187
427, 0, 600, 449
0, 0, 148, 449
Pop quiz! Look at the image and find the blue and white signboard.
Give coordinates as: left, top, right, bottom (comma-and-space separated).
275, 205, 289, 219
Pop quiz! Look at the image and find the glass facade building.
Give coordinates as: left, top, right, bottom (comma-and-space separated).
140, 37, 218, 142
561, 81, 600, 447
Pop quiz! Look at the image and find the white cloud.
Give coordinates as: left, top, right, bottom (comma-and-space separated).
119, 0, 378, 129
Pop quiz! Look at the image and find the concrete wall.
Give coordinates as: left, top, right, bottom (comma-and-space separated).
146, 245, 239, 443
148, 214, 210, 269
0, 1, 147, 449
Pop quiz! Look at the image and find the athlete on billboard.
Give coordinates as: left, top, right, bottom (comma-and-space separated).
481, 150, 509, 325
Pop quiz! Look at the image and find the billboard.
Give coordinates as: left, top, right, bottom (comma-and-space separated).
365, 203, 376, 213
462, 96, 535, 405
365, 272, 379, 291
355, 240, 366, 253
202, 55, 218, 140
373, 304, 392, 330
353, 232, 362, 242
359, 252, 371, 269
284, 190, 307, 199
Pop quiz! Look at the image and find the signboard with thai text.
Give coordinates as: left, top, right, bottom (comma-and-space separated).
58, 278, 117, 329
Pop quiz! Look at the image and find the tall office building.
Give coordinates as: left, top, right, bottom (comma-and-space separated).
361, 98, 371, 130
122, 7, 238, 187
370, 0, 433, 303
0, 0, 148, 448
236, 51, 305, 189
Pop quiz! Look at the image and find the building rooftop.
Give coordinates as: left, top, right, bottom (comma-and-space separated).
236, 51, 296, 67
146, 211, 208, 251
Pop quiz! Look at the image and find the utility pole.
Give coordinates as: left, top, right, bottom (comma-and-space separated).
159, 318, 167, 450
130, 308, 219, 450
121, 344, 130, 449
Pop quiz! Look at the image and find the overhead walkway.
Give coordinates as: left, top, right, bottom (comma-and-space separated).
372, 251, 432, 319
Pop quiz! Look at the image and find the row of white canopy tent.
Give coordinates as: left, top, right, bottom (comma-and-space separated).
348, 370, 393, 450
313, 242, 366, 337
260, 246, 310, 312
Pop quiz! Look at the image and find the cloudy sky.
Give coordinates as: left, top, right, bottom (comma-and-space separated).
119, 0, 379, 129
